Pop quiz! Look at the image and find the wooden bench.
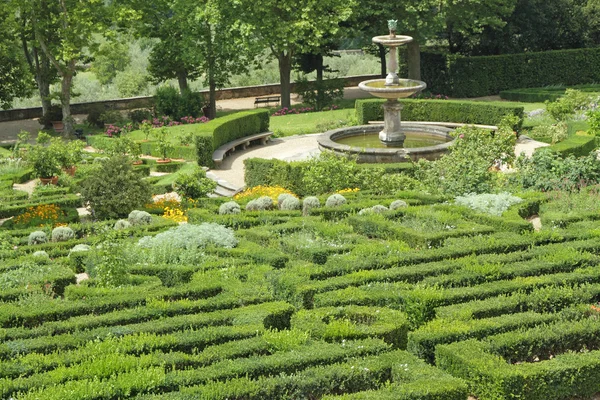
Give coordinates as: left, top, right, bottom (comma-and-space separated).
212, 132, 273, 167
254, 96, 280, 108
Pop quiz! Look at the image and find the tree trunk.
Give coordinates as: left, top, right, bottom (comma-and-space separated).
316, 56, 324, 111
61, 71, 74, 137
37, 52, 52, 128
378, 44, 386, 78
407, 40, 421, 81
278, 52, 292, 109
208, 77, 217, 120
177, 70, 189, 92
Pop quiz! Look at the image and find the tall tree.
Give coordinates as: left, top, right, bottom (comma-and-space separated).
239, 0, 355, 108
0, 2, 35, 110
28, 0, 110, 136
15, 0, 59, 125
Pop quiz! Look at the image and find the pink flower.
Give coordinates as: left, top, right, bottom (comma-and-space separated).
459, 134, 464, 139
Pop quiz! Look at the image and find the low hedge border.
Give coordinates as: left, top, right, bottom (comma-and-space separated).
355, 99, 524, 128
539, 134, 597, 157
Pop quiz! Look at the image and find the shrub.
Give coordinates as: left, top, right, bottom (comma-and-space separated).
294, 76, 344, 111
326, 194, 347, 207
545, 89, 592, 121
80, 156, 152, 220
280, 196, 301, 211
528, 122, 568, 144
69, 244, 91, 273
114, 219, 131, 230
128, 210, 153, 226
415, 122, 517, 195
303, 196, 321, 216
277, 193, 296, 208
32, 250, 49, 259
219, 201, 241, 215
51, 226, 75, 242
371, 205, 388, 213
155, 86, 204, 120
455, 193, 523, 216
390, 200, 408, 210
128, 109, 153, 126
86, 240, 130, 287
355, 98, 524, 128
28, 231, 48, 245
138, 223, 238, 250
85, 105, 107, 129
246, 199, 259, 211
172, 167, 216, 199
255, 196, 274, 210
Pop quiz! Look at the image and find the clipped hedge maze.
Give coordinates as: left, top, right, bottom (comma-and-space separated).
3, 190, 600, 399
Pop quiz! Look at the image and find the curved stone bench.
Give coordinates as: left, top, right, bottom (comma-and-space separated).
212, 131, 273, 167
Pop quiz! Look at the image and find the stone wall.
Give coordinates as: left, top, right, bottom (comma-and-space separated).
0, 75, 379, 123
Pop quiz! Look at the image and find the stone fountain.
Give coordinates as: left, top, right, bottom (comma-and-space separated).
358, 20, 427, 146
317, 20, 455, 163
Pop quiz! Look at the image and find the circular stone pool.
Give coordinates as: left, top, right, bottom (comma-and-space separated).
317, 124, 455, 163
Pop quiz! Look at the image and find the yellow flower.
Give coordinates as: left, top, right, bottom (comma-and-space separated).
234, 185, 296, 203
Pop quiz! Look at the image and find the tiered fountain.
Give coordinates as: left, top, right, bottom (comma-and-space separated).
318, 20, 455, 162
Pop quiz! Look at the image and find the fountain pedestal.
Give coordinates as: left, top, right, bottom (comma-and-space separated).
380, 100, 405, 146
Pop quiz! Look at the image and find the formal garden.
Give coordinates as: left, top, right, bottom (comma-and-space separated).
5, 0, 600, 398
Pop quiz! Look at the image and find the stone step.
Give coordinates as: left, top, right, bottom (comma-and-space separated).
214, 186, 236, 197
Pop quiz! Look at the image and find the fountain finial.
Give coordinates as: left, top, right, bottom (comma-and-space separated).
388, 19, 397, 37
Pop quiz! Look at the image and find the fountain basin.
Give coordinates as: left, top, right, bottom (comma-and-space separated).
372, 35, 413, 47
318, 124, 455, 163
359, 79, 426, 99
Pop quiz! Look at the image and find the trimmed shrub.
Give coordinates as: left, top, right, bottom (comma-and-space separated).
326, 194, 347, 208
69, 244, 91, 273
303, 196, 321, 216
51, 227, 75, 242
390, 200, 408, 210
371, 205, 388, 213
28, 231, 47, 245
129, 210, 153, 226
355, 98, 524, 128
32, 250, 49, 259
280, 196, 300, 211
138, 222, 238, 250
253, 196, 274, 211
114, 219, 132, 230
455, 193, 523, 216
277, 193, 296, 208
219, 201, 241, 215
543, 134, 597, 157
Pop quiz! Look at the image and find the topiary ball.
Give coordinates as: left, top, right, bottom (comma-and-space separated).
128, 210, 153, 226
390, 200, 408, 210
28, 231, 48, 245
32, 250, 49, 259
255, 196, 274, 211
302, 196, 321, 216
219, 201, 241, 215
51, 226, 75, 242
280, 196, 300, 211
277, 193, 296, 209
325, 194, 347, 208
371, 205, 389, 213
114, 219, 132, 230
246, 199, 259, 211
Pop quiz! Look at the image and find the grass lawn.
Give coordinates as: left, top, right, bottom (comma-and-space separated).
152, 162, 197, 187
270, 108, 355, 137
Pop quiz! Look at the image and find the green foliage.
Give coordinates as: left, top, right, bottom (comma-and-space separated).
513, 151, 600, 192
113, 219, 131, 230
246, 196, 274, 211
128, 210, 153, 226
172, 166, 216, 199
295, 76, 344, 111
500, 84, 600, 103
302, 152, 365, 195
90, 41, 131, 85
416, 124, 516, 195
86, 240, 130, 288
302, 196, 321, 215
326, 194, 347, 207
545, 89, 592, 121
80, 156, 152, 220
115, 67, 150, 98
390, 200, 408, 210
455, 193, 523, 216
194, 109, 270, 167
262, 328, 310, 352
528, 122, 568, 144
543, 134, 597, 157
280, 196, 300, 211
355, 99, 524, 128
154, 86, 204, 120
420, 47, 600, 97
138, 222, 238, 251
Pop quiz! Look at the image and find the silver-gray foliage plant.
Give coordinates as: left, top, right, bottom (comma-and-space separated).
69, 244, 91, 254
128, 210, 152, 226
277, 194, 295, 209
454, 192, 523, 216
255, 196, 274, 211
28, 231, 47, 245
114, 219, 132, 230
390, 200, 408, 210
51, 226, 75, 242
32, 250, 49, 259
219, 201, 241, 215
325, 194, 346, 207
138, 222, 238, 250
280, 196, 300, 211
302, 196, 320, 216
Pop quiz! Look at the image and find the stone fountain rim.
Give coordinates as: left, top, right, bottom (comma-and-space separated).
372, 35, 413, 46
317, 124, 455, 157
358, 79, 427, 95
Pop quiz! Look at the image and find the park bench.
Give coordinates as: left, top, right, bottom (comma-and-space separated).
212, 131, 273, 167
254, 96, 280, 108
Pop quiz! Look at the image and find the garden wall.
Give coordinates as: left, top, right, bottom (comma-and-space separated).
0, 75, 379, 123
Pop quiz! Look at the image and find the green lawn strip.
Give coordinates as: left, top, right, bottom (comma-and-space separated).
270, 108, 355, 136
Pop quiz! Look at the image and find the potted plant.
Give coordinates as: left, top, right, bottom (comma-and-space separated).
128, 140, 143, 165
38, 105, 64, 133
27, 144, 60, 184
155, 127, 174, 163
55, 140, 84, 176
